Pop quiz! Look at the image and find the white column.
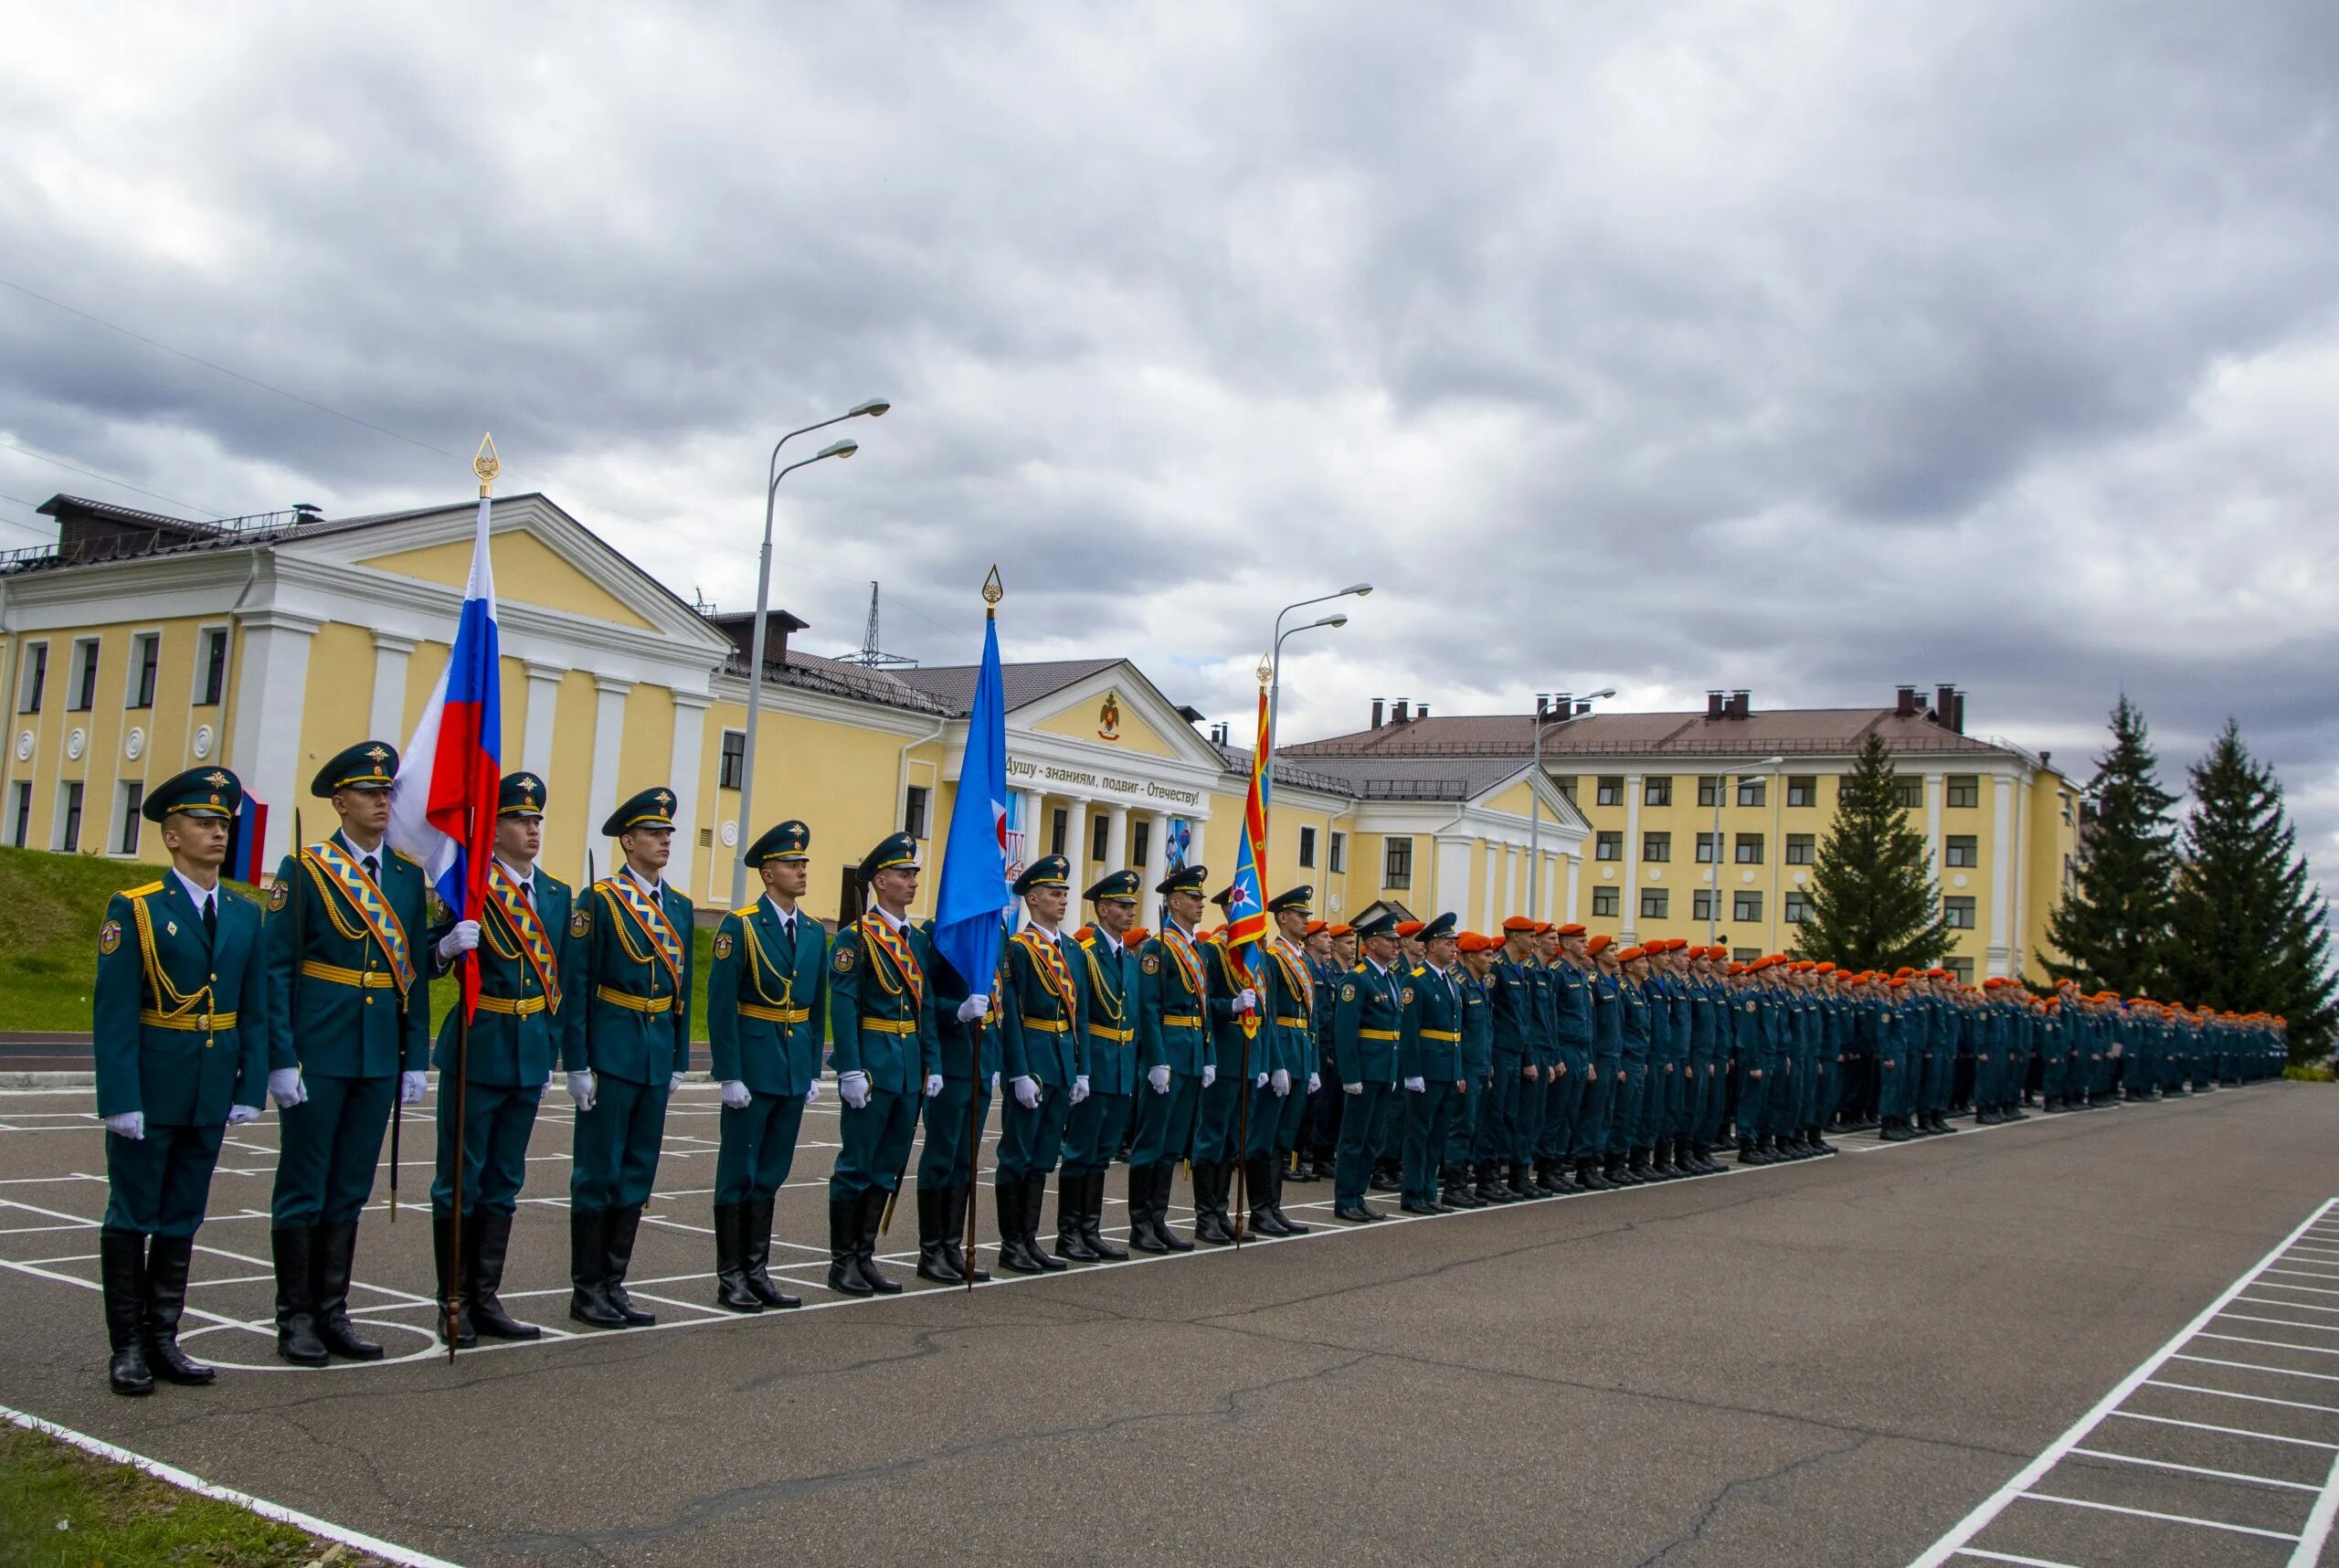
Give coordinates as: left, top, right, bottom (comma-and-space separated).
521, 661, 564, 779
586, 676, 632, 854
1149, 810, 1172, 875
1434, 836, 1472, 916
1621, 773, 1643, 940
368, 631, 416, 745
228, 610, 318, 865
1480, 842, 1498, 931
667, 691, 710, 899
1502, 844, 1519, 916
1062, 797, 1088, 897
1106, 801, 1130, 875
1541, 851, 1558, 922
1988, 774, 2015, 977
1017, 789, 1044, 874
1924, 771, 1943, 871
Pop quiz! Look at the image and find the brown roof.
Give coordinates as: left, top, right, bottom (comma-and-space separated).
893, 659, 1124, 717
1285, 707, 2006, 760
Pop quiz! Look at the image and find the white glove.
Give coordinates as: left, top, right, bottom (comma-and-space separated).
1404, 1075, 1426, 1093
1255, 1072, 1270, 1089
1070, 1075, 1091, 1106
958, 994, 990, 1022
1148, 1065, 1171, 1094
668, 1072, 687, 1095
435, 920, 481, 961
1271, 1067, 1291, 1097
400, 1070, 428, 1105
1344, 1081, 1363, 1097
268, 1067, 306, 1108
990, 1072, 1000, 1092
543, 1068, 556, 1092
839, 1070, 871, 1109
925, 1074, 944, 1098
105, 1111, 144, 1140
1201, 1064, 1217, 1088
804, 1080, 821, 1106
1236, 988, 1257, 1011
227, 1104, 261, 1126
1307, 1072, 1321, 1094
1011, 1075, 1040, 1108
566, 1070, 597, 1111
720, 1078, 751, 1109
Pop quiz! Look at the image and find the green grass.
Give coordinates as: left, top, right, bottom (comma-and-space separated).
0, 1423, 389, 1566
0, 844, 720, 1040
2282, 1062, 2335, 1083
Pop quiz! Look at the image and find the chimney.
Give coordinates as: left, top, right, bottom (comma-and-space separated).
1574, 699, 1592, 717
1728, 690, 1751, 719
1535, 694, 1548, 720
1895, 685, 1919, 719
1552, 692, 1572, 720
1371, 698, 1385, 730
1706, 690, 1725, 720
1417, 704, 1431, 720
1392, 699, 1411, 724
1212, 721, 1229, 745
1933, 684, 1956, 726
1951, 691, 1966, 735
2039, 749, 2052, 770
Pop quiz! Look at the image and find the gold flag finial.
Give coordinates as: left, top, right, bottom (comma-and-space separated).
1255, 654, 1273, 688
473, 433, 501, 497
982, 565, 1003, 617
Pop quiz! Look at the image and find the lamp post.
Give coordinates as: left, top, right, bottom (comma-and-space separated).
1265, 583, 1371, 791
731, 400, 888, 906
1707, 754, 1785, 945
1527, 686, 1614, 918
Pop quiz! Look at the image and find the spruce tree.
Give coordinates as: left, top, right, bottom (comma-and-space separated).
2165, 720, 2336, 1062
2043, 695, 2177, 995
1793, 731, 1953, 970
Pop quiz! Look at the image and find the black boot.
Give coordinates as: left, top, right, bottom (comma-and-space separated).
941, 1185, 988, 1283
714, 1202, 762, 1312
1576, 1156, 1614, 1191
311, 1222, 383, 1360
102, 1228, 153, 1395
1248, 1155, 1296, 1235
1081, 1170, 1129, 1260
568, 1207, 624, 1327
1648, 1143, 1678, 1180
272, 1225, 330, 1364
740, 1196, 798, 1307
433, 1213, 477, 1347
996, 1180, 1042, 1275
1626, 1149, 1655, 1183
1476, 1160, 1514, 1204
1265, 1160, 1310, 1234
602, 1206, 656, 1324
469, 1213, 541, 1336
831, 1196, 874, 1294
917, 1186, 963, 1282
141, 1234, 212, 1385
1024, 1173, 1068, 1270
1193, 1162, 1236, 1245
1127, 1166, 1169, 1254
1151, 1162, 1195, 1250
858, 1188, 904, 1294
1054, 1170, 1099, 1262
1506, 1160, 1538, 1200
1443, 1166, 1485, 1208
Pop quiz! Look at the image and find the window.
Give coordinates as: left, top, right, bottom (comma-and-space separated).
58, 781, 83, 853
1733, 946, 1762, 964
8, 781, 27, 848
1644, 776, 1672, 808
1736, 776, 1767, 808
116, 781, 144, 855
1552, 777, 1578, 806
126, 633, 159, 709
1731, 890, 1762, 923
196, 628, 228, 706
1692, 889, 1717, 921
1944, 834, 1978, 868
1132, 819, 1151, 870
1783, 891, 1808, 925
1734, 832, 1764, 864
1697, 775, 1723, 808
1383, 836, 1413, 889
1944, 958, 1974, 985
718, 729, 745, 789
1592, 886, 1620, 917
1642, 831, 1670, 863
1328, 832, 1346, 874
1894, 776, 1924, 809
17, 641, 47, 713
69, 638, 100, 711
1595, 776, 1625, 808
1785, 775, 1817, 808
1945, 774, 1980, 809
1784, 833, 1815, 865
1090, 811, 1110, 865
1640, 888, 1668, 919
1943, 895, 1975, 929
1594, 831, 1623, 863
905, 785, 929, 840
1297, 825, 1317, 869
1048, 808, 1067, 856
1694, 832, 1720, 863
2059, 790, 2074, 827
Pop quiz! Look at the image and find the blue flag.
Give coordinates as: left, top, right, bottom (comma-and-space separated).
933, 610, 1013, 995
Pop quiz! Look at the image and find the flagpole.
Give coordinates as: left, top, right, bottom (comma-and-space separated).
444, 435, 497, 1359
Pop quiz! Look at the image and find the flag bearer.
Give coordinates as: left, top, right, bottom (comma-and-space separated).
1129, 863, 1214, 1252
997, 855, 1086, 1272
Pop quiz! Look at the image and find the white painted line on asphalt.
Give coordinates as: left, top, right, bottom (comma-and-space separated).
2258, 1280, 2339, 1297
2197, 1332, 2339, 1359
1, 1402, 461, 1567
2067, 1446, 2321, 1492
2239, 1296, 2339, 1315
2146, 1381, 2339, 1416
2172, 1353, 2339, 1384
1908, 1195, 2338, 1568
1947, 1551, 2085, 1568
2292, 1448, 2339, 1568
2221, 1312, 2339, 1335
2018, 1491, 2299, 1541
2266, 1267, 2339, 1282
2106, 1409, 2338, 1448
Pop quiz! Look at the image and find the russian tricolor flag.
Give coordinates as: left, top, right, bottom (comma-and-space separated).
389, 489, 503, 1019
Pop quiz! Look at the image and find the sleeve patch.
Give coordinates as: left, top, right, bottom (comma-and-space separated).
268, 881, 290, 911
712, 932, 734, 960
1401, 987, 1414, 1006
569, 907, 592, 938
1340, 983, 1356, 1002
833, 946, 857, 973
99, 919, 122, 955
1141, 953, 1160, 974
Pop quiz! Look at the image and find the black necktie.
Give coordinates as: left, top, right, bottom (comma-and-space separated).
364, 854, 378, 880
201, 895, 217, 939
781, 917, 794, 944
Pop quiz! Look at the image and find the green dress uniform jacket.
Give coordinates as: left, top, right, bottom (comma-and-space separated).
1402, 962, 1466, 1084
1137, 927, 1213, 1078
1261, 939, 1317, 1079
708, 899, 829, 1097
96, 877, 269, 1126
266, 832, 430, 1077
1334, 959, 1411, 1087
827, 913, 942, 1095
1075, 933, 1139, 1097
581, 872, 694, 1087
1000, 927, 1088, 1088
431, 866, 585, 1087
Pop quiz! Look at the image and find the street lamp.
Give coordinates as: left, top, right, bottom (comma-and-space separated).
1707, 754, 1785, 945
1527, 686, 1615, 918
1265, 582, 1371, 794
731, 401, 888, 906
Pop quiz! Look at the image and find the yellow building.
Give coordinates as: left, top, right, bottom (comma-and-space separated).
0, 492, 1582, 929
1283, 689, 2082, 981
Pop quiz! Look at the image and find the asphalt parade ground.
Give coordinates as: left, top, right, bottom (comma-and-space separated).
3, 1080, 2334, 1567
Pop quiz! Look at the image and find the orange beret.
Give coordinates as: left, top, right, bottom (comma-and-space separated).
1328, 924, 1353, 938
1746, 957, 1771, 972
1123, 928, 1149, 948
1924, 968, 1948, 979
1074, 925, 1095, 942
1501, 916, 1537, 933
1708, 945, 1730, 959
1394, 921, 1424, 938
1556, 922, 1587, 938
1727, 961, 1746, 975
1888, 977, 1908, 989
1814, 961, 1836, 974
1617, 945, 1646, 963
1305, 919, 1327, 936
1893, 967, 1915, 979
1585, 934, 1614, 956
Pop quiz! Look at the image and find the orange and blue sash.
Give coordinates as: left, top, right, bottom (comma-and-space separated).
861, 914, 924, 1009
606, 874, 683, 992
302, 841, 416, 998
490, 864, 562, 1012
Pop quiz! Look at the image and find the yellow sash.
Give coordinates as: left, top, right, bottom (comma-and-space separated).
1016, 927, 1076, 1021
302, 841, 415, 998
490, 864, 561, 1013
604, 874, 683, 993
861, 914, 924, 1010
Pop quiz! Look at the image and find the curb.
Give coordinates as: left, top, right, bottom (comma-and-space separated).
1, 1071, 93, 1089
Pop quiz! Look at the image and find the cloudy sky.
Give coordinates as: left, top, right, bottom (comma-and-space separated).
4, 3, 2336, 883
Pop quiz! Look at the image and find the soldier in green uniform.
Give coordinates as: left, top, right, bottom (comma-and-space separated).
1190, 893, 1259, 1245
567, 786, 693, 1329
1060, 872, 1140, 1262
1399, 913, 1467, 1215
997, 855, 1086, 1272
1245, 886, 1319, 1237
1332, 911, 1410, 1223
705, 820, 827, 1312
919, 915, 1000, 1284
823, 832, 941, 1296
92, 768, 270, 1395
1129, 863, 1213, 1253
267, 741, 429, 1366
427, 771, 581, 1346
